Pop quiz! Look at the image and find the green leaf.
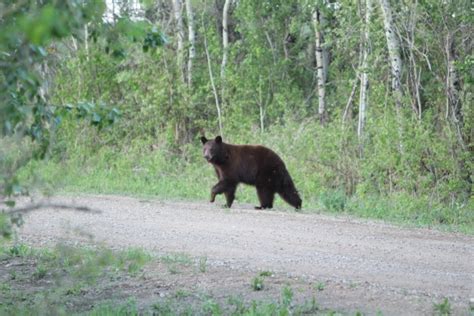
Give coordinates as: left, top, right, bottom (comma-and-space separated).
4, 201, 16, 208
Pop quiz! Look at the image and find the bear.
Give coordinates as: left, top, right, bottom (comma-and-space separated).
200, 135, 302, 210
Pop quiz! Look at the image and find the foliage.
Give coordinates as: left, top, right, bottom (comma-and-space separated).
0, 0, 165, 240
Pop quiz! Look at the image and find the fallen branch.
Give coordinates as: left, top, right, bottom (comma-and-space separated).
4, 203, 101, 215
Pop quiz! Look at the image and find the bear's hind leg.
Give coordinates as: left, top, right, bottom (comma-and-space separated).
255, 186, 275, 210
278, 188, 302, 209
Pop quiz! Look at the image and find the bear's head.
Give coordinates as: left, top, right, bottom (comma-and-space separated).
200, 136, 228, 165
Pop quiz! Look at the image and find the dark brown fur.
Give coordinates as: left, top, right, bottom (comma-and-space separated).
201, 136, 302, 210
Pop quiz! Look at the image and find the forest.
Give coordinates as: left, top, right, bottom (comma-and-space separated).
3, 0, 471, 229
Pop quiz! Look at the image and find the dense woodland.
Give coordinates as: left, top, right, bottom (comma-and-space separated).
1, 0, 473, 230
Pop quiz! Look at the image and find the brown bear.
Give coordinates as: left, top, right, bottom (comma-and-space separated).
200, 135, 302, 210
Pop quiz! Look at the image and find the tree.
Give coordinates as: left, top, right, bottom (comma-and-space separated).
185, 0, 196, 88
312, 7, 328, 125
379, 0, 405, 153
172, 0, 185, 84
220, 0, 231, 81
358, 0, 373, 143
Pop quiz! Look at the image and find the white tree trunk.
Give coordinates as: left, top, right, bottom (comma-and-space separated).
204, 35, 223, 137
172, 0, 185, 84
312, 8, 327, 125
220, 0, 231, 80
379, 0, 404, 152
185, 0, 195, 88
379, 0, 403, 109
84, 23, 89, 61
358, 0, 372, 141
446, 33, 466, 149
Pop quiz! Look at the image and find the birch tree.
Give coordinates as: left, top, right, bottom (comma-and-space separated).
220, 0, 231, 81
379, 0, 405, 153
185, 0, 195, 88
312, 7, 327, 125
446, 32, 465, 149
379, 0, 403, 110
220, 0, 231, 108
172, 0, 185, 84
358, 0, 372, 142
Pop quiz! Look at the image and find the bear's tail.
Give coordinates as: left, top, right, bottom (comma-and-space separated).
278, 167, 302, 209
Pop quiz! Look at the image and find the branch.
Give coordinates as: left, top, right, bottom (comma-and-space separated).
5, 202, 101, 215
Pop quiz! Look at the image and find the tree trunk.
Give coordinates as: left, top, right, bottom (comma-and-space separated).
312, 8, 327, 125
172, 0, 185, 84
84, 23, 89, 61
220, 0, 231, 80
446, 32, 465, 149
379, 0, 403, 109
379, 0, 404, 152
204, 35, 224, 137
185, 0, 195, 88
358, 0, 372, 142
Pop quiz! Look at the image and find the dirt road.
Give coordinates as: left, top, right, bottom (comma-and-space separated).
16, 195, 474, 315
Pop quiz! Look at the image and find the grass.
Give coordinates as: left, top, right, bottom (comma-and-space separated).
315, 282, 325, 291
0, 242, 152, 315
433, 298, 451, 315
251, 276, 264, 291
259, 270, 273, 277
198, 256, 207, 273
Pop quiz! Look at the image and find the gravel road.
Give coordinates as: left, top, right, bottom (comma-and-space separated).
15, 195, 474, 315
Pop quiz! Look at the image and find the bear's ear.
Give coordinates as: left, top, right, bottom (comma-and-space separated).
215, 136, 222, 144
200, 136, 208, 144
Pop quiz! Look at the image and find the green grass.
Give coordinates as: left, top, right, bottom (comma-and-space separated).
315, 282, 325, 291
86, 299, 139, 316
433, 298, 451, 316
251, 276, 264, 291
0, 242, 153, 315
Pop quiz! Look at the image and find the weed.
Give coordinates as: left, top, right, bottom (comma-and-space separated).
315, 281, 325, 291
198, 256, 207, 273
294, 297, 319, 314
9, 271, 17, 280
174, 289, 191, 299
433, 298, 451, 315
88, 298, 139, 316
33, 264, 48, 279
0, 282, 11, 293
228, 296, 246, 314
152, 300, 175, 315
161, 253, 192, 266
63, 282, 85, 296
7, 244, 31, 257
251, 276, 264, 291
320, 190, 346, 212
281, 285, 294, 307
259, 270, 273, 277
202, 298, 222, 315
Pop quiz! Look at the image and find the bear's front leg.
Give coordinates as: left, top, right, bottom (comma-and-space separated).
210, 180, 225, 202
210, 180, 236, 207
